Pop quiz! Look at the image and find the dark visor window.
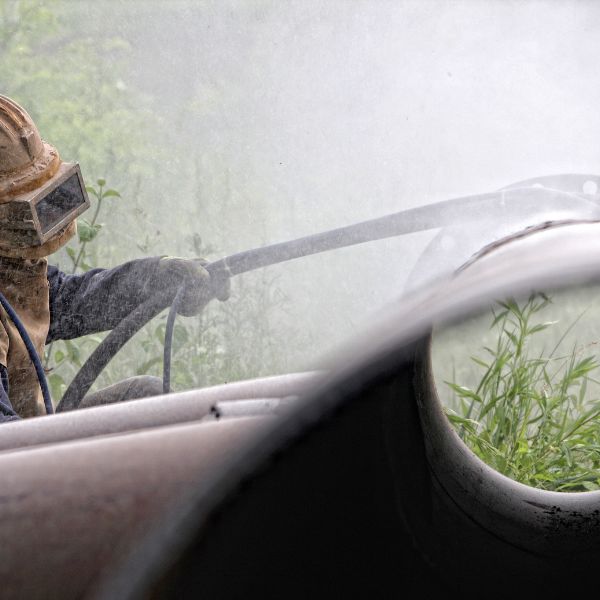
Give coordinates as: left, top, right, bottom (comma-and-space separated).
35, 173, 87, 233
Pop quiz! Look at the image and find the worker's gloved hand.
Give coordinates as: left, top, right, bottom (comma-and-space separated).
157, 257, 231, 317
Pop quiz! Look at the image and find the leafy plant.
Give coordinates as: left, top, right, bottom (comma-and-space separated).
445, 293, 600, 492
4, 0, 296, 405
70, 178, 121, 273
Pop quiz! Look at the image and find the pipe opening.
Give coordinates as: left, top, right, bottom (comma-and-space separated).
430, 282, 600, 493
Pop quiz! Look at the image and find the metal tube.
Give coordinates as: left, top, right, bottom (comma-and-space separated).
3, 372, 320, 453
0, 416, 271, 600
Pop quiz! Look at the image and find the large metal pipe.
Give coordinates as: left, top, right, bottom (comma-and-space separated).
0, 416, 272, 600
84, 221, 600, 598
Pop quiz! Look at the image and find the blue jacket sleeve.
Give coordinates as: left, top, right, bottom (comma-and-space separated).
46, 257, 171, 343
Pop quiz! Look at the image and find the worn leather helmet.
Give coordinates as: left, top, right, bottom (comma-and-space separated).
0, 95, 89, 258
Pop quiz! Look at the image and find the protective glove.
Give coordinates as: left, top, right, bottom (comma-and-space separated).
157, 257, 231, 317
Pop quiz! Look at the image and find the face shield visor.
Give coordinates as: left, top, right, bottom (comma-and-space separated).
0, 162, 90, 251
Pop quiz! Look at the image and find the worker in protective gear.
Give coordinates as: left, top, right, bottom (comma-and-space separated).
0, 94, 229, 422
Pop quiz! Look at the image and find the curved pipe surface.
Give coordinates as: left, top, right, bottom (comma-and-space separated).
86, 221, 600, 599
418, 334, 600, 555
0, 416, 272, 600
0, 372, 320, 453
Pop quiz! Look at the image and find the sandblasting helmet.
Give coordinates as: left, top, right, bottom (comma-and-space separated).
0, 95, 89, 258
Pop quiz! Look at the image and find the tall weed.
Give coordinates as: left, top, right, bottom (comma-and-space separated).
446, 294, 600, 492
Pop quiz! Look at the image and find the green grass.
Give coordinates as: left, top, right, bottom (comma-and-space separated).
445, 293, 600, 492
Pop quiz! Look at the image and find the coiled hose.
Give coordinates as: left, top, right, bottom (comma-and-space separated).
0, 291, 53, 415
162, 286, 185, 394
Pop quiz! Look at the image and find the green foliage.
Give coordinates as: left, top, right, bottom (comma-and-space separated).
446, 294, 600, 492
4, 0, 297, 405
1, 0, 162, 265
72, 180, 120, 270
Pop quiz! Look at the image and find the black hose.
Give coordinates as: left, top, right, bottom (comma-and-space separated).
0, 292, 53, 415
209, 185, 600, 276
56, 289, 174, 413
163, 286, 185, 394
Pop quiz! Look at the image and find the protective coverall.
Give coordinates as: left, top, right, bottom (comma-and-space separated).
0, 93, 228, 422
0, 255, 222, 422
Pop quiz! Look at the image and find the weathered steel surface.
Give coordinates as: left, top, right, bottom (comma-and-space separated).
0, 416, 272, 599
209, 397, 297, 420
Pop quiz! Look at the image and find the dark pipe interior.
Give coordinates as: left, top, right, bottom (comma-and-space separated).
93, 336, 600, 599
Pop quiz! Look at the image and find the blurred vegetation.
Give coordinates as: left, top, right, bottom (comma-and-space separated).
1, 0, 298, 402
